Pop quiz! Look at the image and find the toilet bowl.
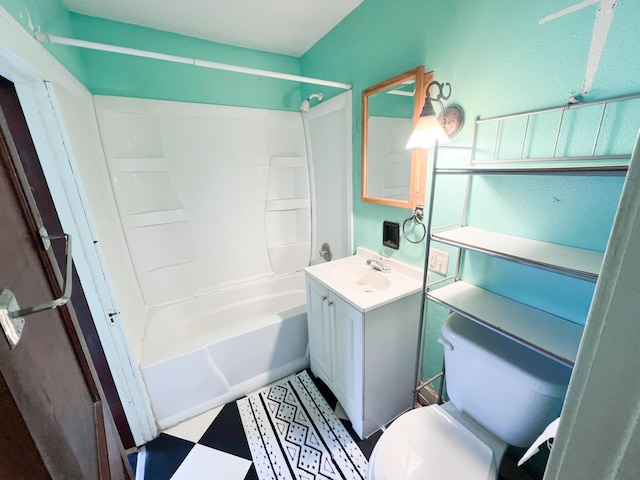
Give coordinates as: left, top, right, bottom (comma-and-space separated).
367, 312, 572, 480
367, 403, 506, 480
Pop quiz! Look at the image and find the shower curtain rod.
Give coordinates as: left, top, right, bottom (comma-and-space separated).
34, 32, 352, 90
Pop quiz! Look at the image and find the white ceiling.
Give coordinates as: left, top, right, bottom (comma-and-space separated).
62, 0, 363, 57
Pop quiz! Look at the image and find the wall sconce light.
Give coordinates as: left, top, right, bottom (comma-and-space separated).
405, 81, 464, 149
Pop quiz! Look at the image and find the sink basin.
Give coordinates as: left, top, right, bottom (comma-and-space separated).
305, 247, 423, 311
328, 263, 391, 293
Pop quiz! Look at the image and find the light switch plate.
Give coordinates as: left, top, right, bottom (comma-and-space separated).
428, 248, 449, 275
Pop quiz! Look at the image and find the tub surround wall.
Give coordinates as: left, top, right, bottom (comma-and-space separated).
92, 94, 354, 430
89, 93, 359, 432
265, 154, 311, 274
304, 91, 353, 263
94, 95, 310, 307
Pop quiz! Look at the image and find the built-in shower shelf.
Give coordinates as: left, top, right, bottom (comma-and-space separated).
266, 199, 309, 212
432, 226, 603, 282
269, 156, 307, 168
110, 157, 169, 172
127, 209, 189, 227
267, 242, 311, 275
265, 153, 311, 274
427, 281, 583, 366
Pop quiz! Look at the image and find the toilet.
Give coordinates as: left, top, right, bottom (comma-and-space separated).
367, 312, 572, 480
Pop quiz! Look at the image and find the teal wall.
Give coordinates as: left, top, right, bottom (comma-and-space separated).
65, 14, 303, 111
301, 0, 640, 385
1, 0, 86, 82
3, 0, 640, 394
0, 1, 304, 110
368, 87, 414, 119
302, 0, 640, 261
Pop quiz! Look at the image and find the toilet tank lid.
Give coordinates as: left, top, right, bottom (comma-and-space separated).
442, 313, 572, 392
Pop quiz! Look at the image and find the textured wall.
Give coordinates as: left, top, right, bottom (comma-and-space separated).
66, 13, 303, 111
301, 0, 640, 386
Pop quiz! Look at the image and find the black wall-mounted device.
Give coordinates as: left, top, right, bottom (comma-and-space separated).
383, 221, 400, 250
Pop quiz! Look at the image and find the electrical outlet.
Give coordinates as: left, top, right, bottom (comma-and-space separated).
428, 248, 449, 275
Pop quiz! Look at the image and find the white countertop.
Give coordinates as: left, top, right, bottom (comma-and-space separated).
304, 247, 424, 312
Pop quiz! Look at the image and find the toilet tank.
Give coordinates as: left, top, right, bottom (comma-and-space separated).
441, 313, 572, 448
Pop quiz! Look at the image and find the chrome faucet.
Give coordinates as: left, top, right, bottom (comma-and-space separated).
366, 256, 391, 272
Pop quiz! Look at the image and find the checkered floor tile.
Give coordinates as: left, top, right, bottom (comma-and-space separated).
130, 369, 544, 479
134, 371, 381, 480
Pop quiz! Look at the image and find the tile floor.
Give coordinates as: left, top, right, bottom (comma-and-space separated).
131, 370, 544, 479
133, 371, 380, 480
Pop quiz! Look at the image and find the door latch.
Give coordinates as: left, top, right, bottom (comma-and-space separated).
0, 233, 72, 349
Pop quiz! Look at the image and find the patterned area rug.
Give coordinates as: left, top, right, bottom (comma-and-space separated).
238, 371, 368, 480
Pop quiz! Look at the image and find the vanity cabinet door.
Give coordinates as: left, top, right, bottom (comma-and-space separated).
306, 277, 333, 386
306, 275, 365, 436
331, 295, 364, 432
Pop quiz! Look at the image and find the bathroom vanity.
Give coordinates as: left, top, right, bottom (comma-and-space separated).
304, 248, 423, 439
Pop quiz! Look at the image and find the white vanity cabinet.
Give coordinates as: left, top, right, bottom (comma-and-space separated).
306, 277, 334, 383
304, 256, 422, 440
306, 277, 363, 426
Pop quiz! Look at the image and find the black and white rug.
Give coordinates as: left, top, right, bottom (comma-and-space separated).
238, 371, 368, 480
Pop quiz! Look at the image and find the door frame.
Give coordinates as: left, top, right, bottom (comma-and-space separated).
0, 8, 156, 444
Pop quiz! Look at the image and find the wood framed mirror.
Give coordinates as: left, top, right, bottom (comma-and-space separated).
361, 66, 433, 209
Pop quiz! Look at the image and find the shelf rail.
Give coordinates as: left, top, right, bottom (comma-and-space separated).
472, 91, 640, 166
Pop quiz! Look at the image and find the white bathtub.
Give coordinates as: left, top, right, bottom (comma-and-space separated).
140, 272, 309, 429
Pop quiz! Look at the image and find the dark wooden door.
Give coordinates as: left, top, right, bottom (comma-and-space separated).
0, 93, 132, 477
0, 75, 135, 448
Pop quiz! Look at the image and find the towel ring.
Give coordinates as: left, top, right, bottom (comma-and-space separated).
402, 206, 427, 244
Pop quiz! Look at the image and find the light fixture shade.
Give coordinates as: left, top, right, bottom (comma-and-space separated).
405, 114, 450, 149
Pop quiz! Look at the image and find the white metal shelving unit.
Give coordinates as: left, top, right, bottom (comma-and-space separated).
431, 226, 603, 282
416, 93, 640, 396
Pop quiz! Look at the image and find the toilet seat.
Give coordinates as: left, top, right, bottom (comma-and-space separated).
367, 405, 498, 480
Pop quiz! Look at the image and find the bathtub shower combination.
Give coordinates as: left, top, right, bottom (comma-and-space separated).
93, 94, 351, 429
140, 273, 308, 428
